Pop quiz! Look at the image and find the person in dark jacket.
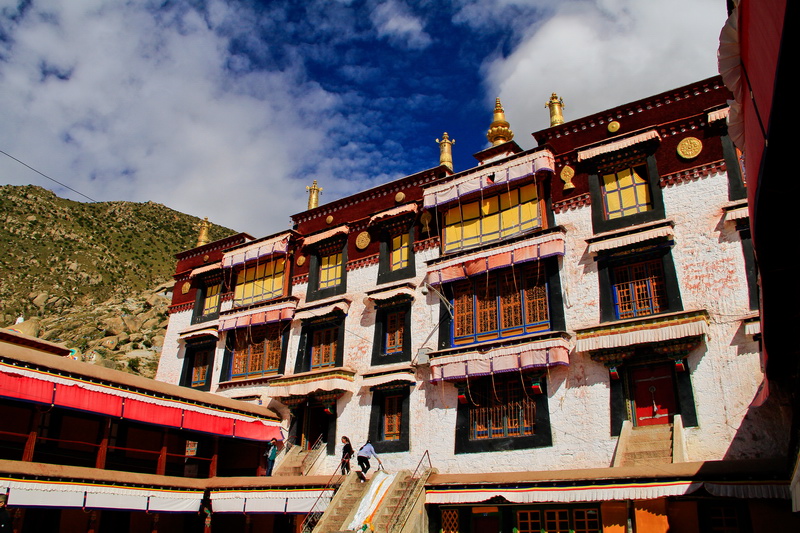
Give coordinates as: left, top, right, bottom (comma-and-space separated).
340, 436, 354, 475
264, 438, 279, 476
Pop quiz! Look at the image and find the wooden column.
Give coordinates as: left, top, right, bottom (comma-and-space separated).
208, 437, 219, 478
95, 418, 111, 469
22, 408, 42, 462
156, 429, 168, 475
86, 510, 98, 533
12, 508, 25, 533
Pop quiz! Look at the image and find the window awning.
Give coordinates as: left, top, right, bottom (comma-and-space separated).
179, 325, 219, 340
426, 231, 565, 286
189, 262, 222, 278
724, 205, 749, 222
0, 361, 282, 442
222, 233, 291, 268
303, 225, 349, 247
369, 203, 418, 225
426, 480, 702, 504
360, 370, 416, 389
708, 107, 730, 123
367, 286, 416, 302
219, 300, 297, 331
211, 488, 333, 514
267, 368, 357, 398
1, 479, 204, 512
575, 310, 709, 353
294, 299, 351, 320
430, 337, 570, 382
577, 130, 661, 162
586, 222, 674, 254
423, 150, 555, 208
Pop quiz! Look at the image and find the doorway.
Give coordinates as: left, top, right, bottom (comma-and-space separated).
630, 363, 676, 426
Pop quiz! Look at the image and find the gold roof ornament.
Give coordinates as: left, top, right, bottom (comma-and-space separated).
306, 180, 323, 210
196, 217, 211, 247
546, 93, 565, 127
487, 98, 514, 146
436, 132, 455, 171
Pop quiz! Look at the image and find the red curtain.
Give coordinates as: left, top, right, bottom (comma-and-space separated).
123, 397, 183, 428
0, 371, 54, 404
183, 409, 235, 435
54, 385, 123, 417
234, 419, 282, 441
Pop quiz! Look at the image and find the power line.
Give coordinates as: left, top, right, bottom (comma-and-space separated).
0, 149, 98, 203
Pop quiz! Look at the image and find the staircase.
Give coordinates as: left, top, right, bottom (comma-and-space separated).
309, 472, 367, 533
372, 468, 434, 533
616, 424, 673, 466
274, 436, 326, 477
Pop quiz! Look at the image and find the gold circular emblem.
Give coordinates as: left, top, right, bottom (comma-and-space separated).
395, 192, 406, 203
677, 137, 703, 159
203, 254, 209, 263
181, 281, 191, 295
560, 165, 576, 190
607, 121, 620, 133
355, 231, 371, 250
296, 255, 306, 266
325, 215, 334, 225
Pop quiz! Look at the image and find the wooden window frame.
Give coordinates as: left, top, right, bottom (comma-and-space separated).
455, 374, 552, 454
181, 341, 216, 391
368, 386, 410, 453
442, 183, 543, 254
294, 315, 346, 373
191, 280, 222, 324
307, 239, 348, 302
450, 263, 550, 346
230, 324, 284, 380
516, 506, 601, 533
377, 224, 416, 284
233, 258, 286, 307
371, 300, 412, 365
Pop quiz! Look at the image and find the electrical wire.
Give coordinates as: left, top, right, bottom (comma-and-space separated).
0, 149, 98, 202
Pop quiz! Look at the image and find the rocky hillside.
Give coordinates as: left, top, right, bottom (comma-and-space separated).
0, 184, 234, 377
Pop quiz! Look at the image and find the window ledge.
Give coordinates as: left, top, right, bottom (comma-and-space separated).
430, 330, 570, 359
217, 374, 282, 389
427, 226, 567, 267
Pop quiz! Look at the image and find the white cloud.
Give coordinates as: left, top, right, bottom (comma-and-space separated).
370, 0, 432, 50
0, 1, 373, 235
480, 0, 726, 142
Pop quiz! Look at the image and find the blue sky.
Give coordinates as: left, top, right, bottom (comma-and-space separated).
0, 0, 726, 236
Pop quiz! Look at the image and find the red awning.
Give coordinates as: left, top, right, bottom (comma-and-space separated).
577, 130, 661, 161
222, 233, 291, 268
303, 225, 349, 247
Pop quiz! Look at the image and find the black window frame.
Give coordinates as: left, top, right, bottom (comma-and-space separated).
191, 280, 222, 325
294, 313, 346, 373
588, 153, 666, 234
596, 241, 683, 324
306, 237, 348, 302
368, 386, 411, 453
377, 222, 416, 284
454, 374, 552, 454
180, 339, 216, 391
371, 299, 413, 366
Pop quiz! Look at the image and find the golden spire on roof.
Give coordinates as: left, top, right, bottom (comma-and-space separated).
196, 217, 210, 247
306, 180, 323, 210
546, 93, 565, 127
436, 132, 455, 171
487, 98, 514, 146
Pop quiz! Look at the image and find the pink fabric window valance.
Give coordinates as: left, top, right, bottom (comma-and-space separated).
222, 234, 291, 268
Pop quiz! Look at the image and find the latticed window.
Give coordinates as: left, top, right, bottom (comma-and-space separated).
319, 252, 343, 289
190, 349, 211, 387
231, 325, 282, 380
311, 327, 338, 368
383, 394, 402, 441
601, 164, 652, 220
390, 233, 409, 271
707, 505, 742, 533
441, 509, 459, 533
451, 262, 549, 346
612, 259, 666, 319
517, 508, 600, 533
234, 258, 285, 306
384, 310, 405, 355
468, 374, 536, 440
443, 183, 541, 253
201, 284, 221, 316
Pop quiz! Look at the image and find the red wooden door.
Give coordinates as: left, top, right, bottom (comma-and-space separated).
472, 515, 501, 532
631, 364, 676, 426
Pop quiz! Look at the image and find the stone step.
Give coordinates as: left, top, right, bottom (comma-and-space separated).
631, 424, 672, 435
626, 439, 672, 453
624, 450, 672, 462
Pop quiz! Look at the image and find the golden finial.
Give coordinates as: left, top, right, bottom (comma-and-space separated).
487, 98, 513, 146
436, 132, 455, 171
546, 93, 565, 127
196, 217, 211, 247
306, 180, 323, 210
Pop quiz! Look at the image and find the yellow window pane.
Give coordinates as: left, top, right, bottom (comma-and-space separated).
520, 183, 538, 203
606, 192, 621, 214
620, 184, 637, 209
482, 212, 500, 241
444, 224, 462, 251
462, 201, 480, 221
603, 172, 619, 191
481, 196, 498, 215
499, 189, 519, 210
445, 207, 462, 225
616, 168, 634, 188
501, 207, 520, 235
520, 200, 539, 229
636, 182, 651, 204
462, 218, 480, 246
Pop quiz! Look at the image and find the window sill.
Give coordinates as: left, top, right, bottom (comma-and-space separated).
218, 374, 283, 389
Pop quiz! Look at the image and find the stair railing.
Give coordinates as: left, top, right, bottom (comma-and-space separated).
301, 434, 326, 476
384, 450, 433, 533
300, 460, 347, 533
